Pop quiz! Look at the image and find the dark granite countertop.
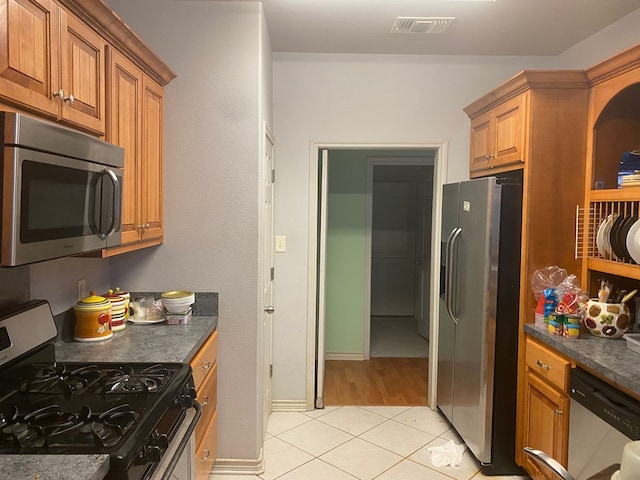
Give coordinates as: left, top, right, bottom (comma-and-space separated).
524, 323, 640, 398
0, 315, 218, 480
54, 316, 218, 363
0, 455, 110, 480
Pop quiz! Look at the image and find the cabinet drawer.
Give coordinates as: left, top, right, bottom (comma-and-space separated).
525, 337, 570, 392
195, 363, 217, 446
191, 330, 218, 391
195, 410, 217, 480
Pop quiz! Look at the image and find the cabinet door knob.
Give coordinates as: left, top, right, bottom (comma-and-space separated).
202, 360, 211, 371
536, 359, 551, 371
554, 409, 563, 416
64, 93, 75, 104
264, 306, 275, 314
202, 395, 209, 407
484, 154, 494, 160
53, 89, 65, 101
201, 449, 210, 461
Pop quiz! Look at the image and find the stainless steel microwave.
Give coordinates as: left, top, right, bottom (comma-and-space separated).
1, 112, 124, 266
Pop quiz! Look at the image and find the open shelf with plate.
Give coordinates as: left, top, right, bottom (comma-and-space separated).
582, 44, 640, 287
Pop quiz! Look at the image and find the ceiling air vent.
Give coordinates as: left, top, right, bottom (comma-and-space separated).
391, 17, 455, 34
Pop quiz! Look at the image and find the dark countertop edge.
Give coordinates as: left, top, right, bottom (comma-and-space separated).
524, 324, 640, 398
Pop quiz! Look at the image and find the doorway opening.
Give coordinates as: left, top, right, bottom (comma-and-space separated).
306, 142, 447, 410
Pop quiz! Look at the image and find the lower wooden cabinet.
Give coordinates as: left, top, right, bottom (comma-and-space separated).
195, 410, 218, 480
521, 337, 570, 480
190, 330, 218, 480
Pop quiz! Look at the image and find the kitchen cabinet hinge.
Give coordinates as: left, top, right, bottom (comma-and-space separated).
271, 169, 276, 183
271, 267, 275, 281
269, 364, 273, 378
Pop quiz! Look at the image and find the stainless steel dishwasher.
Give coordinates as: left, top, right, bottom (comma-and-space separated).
567, 367, 640, 480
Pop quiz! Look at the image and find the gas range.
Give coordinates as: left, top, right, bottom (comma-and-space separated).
0, 300, 200, 480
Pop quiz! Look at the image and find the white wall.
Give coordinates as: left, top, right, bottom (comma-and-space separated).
555, 8, 640, 69
104, 0, 270, 464
271, 53, 555, 402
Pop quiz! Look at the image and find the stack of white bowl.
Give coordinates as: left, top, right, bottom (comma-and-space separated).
160, 291, 195, 314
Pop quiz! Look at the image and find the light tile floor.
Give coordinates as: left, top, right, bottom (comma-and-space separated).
211, 406, 530, 480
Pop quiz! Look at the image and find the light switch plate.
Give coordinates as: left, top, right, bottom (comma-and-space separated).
275, 236, 286, 253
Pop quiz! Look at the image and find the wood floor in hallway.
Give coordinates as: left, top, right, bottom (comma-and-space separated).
324, 357, 428, 406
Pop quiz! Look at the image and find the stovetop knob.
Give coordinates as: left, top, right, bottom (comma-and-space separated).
142, 444, 162, 463
180, 387, 197, 408
151, 431, 169, 450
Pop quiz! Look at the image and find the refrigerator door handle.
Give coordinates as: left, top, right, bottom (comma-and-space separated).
446, 227, 462, 324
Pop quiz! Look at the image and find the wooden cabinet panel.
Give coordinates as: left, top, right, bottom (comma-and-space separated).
522, 370, 569, 479
140, 75, 163, 242
106, 46, 141, 245
469, 111, 493, 173
0, 0, 60, 117
191, 330, 218, 391
195, 411, 217, 480
525, 337, 570, 392
195, 363, 217, 445
493, 94, 526, 168
59, 9, 105, 133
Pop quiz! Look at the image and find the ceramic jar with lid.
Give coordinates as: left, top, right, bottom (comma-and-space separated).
103, 289, 127, 331
73, 291, 113, 342
113, 287, 131, 320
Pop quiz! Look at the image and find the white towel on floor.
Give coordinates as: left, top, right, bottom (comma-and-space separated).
427, 439, 466, 467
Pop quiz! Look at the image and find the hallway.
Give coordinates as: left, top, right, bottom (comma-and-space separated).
211, 406, 529, 480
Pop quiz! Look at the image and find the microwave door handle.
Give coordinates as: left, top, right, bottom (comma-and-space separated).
101, 168, 120, 238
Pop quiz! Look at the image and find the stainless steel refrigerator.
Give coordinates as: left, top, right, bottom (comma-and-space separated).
437, 174, 524, 475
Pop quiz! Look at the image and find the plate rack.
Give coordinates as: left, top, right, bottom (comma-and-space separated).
586, 200, 640, 265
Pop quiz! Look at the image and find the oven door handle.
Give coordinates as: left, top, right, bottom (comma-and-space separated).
158, 400, 202, 480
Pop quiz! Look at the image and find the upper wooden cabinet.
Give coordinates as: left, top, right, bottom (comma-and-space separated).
1, 0, 176, 257
468, 93, 528, 175
0, 0, 105, 134
104, 48, 164, 255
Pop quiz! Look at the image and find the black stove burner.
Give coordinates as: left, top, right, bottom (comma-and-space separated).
15, 362, 172, 396
0, 403, 139, 449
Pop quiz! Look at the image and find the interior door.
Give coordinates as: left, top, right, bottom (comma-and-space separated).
315, 149, 329, 408
262, 128, 275, 434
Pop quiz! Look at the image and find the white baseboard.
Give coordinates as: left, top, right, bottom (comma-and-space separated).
210, 449, 264, 476
271, 400, 308, 411
325, 352, 364, 361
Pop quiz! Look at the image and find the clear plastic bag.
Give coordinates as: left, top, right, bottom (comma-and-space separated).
531, 265, 568, 300
532, 266, 588, 323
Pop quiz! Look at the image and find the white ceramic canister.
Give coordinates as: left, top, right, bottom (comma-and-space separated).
103, 289, 127, 331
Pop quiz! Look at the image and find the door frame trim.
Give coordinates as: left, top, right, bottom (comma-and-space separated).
306, 141, 448, 411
